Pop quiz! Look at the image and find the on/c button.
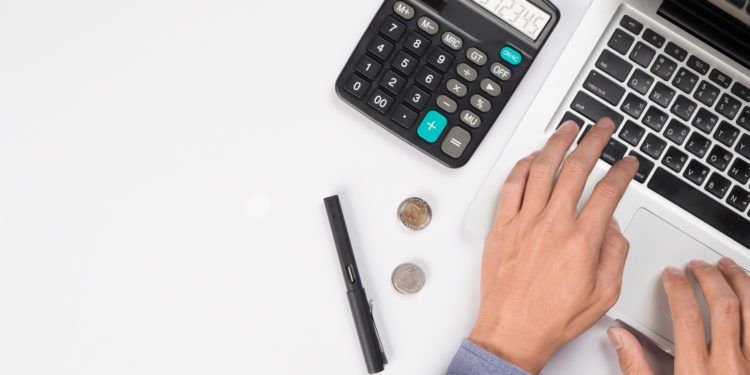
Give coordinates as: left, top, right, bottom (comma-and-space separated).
500, 46, 522, 66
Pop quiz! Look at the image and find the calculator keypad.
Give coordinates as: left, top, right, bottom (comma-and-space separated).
336, 0, 540, 168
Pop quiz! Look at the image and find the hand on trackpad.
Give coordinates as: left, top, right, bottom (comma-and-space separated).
615, 209, 732, 349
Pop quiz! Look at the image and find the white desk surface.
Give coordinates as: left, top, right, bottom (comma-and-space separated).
0, 0, 672, 374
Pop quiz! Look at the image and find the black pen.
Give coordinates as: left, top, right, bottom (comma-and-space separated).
324, 195, 387, 374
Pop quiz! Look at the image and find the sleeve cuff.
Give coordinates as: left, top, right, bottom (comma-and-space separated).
446, 339, 531, 375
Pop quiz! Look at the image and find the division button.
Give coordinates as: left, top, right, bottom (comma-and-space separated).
480, 78, 501, 97
418, 16, 439, 35
460, 110, 482, 128
470, 94, 491, 113
436, 95, 458, 113
466, 47, 488, 66
456, 63, 477, 82
393, 1, 415, 20
490, 63, 512, 81
442, 32, 463, 51
441, 126, 471, 159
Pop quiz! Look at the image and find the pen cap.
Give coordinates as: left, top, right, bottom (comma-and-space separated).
324, 195, 363, 290
348, 289, 386, 374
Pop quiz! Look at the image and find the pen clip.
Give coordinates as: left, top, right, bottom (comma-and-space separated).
369, 299, 388, 365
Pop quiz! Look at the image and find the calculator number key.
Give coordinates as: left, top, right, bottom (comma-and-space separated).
380, 70, 407, 95
404, 86, 430, 111
368, 90, 394, 114
416, 67, 443, 91
344, 75, 370, 100
355, 55, 382, 80
404, 32, 431, 57
427, 48, 455, 72
392, 51, 418, 76
379, 17, 406, 42
368, 36, 394, 61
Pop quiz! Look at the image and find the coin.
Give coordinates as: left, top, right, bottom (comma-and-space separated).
397, 197, 431, 231
391, 263, 426, 295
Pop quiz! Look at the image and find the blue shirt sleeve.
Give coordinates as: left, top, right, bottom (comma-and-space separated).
446, 339, 531, 375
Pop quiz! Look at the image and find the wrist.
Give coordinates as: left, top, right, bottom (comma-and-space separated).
468, 328, 551, 374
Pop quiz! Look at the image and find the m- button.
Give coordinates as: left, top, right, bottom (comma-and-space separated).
393, 1, 415, 20
418, 16, 439, 35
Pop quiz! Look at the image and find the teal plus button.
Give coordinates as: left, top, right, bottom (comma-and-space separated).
417, 110, 448, 143
500, 46, 522, 66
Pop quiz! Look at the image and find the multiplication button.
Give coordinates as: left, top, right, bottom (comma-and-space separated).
441, 127, 471, 159
446, 79, 467, 97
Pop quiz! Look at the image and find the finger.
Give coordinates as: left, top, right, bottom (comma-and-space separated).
548, 118, 616, 214
520, 121, 579, 215
593, 221, 629, 308
717, 257, 750, 358
662, 267, 709, 366
688, 259, 741, 355
608, 327, 656, 375
577, 155, 639, 244
492, 151, 539, 227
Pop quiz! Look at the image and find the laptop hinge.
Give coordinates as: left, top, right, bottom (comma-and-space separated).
658, 0, 750, 70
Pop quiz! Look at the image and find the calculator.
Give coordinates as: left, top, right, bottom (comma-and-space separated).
335, 0, 560, 168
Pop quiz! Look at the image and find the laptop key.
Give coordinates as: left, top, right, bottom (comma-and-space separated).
596, 49, 633, 82
584, 70, 626, 106
732, 82, 750, 102
671, 95, 697, 121
686, 55, 710, 75
707, 145, 733, 171
619, 120, 646, 146
686, 132, 712, 158
629, 42, 656, 68
738, 107, 750, 131
728, 158, 750, 185
665, 42, 687, 62
641, 133, 667, 159
642, 106, 669, 131
709, 69, 732, 89
608, 29, 635, 55
684, 160, 710, 186
648, 168, 750, 248
714, 121, 741, 147
601, 138, 628, 165
665, 119, 690, 145
628, 69, 655, 95
706, 172, 732, 199
694, 81, 720, 107
692, 108, 719, 134
571, 91, 625, 127
727, 186, 750, 212
558, 111, 585, 130
663, 146, 688, 172
717, 94, 742, 120
650, 82, 676, 108
629, 151, 655, 183
651, 54, 677, 80
620, 15, 643, 34
642, 28, 665, 48
621, 93, 647, 119
673, 68, 699, 94
738, 134, 750, 159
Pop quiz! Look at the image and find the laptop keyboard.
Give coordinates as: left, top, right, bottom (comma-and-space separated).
560, 12, 750, 248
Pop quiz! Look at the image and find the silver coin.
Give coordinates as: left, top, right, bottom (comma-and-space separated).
397, 197, 432, 231
391, 263, 426, 294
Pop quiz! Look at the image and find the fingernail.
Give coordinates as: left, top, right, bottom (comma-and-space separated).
665, 266, 683, 275
595, 118, 614, 129
608, 218, 620, 230
689, 259, 708, 266
559, 121, 578, 133
607, 329, 624, 351
622, 155, 638, 163
719, 257, 738, 268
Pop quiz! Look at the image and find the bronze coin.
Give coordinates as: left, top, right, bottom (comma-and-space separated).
397, 197, 431, 231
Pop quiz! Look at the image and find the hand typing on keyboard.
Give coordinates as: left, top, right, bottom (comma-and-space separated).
610, 258, 750, 375
468, 118, 639, 374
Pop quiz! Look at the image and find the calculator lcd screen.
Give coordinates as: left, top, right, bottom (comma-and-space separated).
472, 0, 551, 40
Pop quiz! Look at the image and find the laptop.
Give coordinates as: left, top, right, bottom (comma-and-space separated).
465, 0, 750, 354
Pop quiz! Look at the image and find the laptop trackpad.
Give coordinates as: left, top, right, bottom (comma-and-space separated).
616, 208, 723, 346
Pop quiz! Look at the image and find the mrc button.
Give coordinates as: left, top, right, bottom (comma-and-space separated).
500, 46, 522, 66
442, 32, 463, 51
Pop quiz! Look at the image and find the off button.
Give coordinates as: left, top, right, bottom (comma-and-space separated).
500, 46, 522, 66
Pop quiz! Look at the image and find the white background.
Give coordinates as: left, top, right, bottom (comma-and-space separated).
0, 0, 672, 373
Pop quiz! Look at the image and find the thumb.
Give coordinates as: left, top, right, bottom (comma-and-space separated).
607, 327, 656, 375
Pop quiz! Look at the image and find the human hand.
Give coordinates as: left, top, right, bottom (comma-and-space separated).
609, 258, 750, 375
469, 118, 639, 374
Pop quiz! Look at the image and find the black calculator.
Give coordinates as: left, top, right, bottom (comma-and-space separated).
336, 0, 559, 168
